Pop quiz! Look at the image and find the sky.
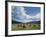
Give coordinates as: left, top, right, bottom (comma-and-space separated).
24, 7, 40, 16
12, 6, 41, 23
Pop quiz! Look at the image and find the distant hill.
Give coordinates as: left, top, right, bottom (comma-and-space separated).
12, 20, 40, 24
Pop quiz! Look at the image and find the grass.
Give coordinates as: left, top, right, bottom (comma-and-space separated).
12, 23, 40, 31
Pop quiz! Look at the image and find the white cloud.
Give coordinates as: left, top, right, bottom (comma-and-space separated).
13, 6, 40, 23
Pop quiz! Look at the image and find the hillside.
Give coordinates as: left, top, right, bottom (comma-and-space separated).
12, 20, 40, 24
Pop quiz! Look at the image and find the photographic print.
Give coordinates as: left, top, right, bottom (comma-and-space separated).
5, 1, 45, 36
12, 6, 40, 31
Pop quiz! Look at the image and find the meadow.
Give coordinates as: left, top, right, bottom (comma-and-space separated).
12, 23, 40, 31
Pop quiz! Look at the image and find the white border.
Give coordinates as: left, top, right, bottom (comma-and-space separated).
8, 2, 44, 35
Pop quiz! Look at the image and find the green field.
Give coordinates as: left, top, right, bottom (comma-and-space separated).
12, 23, 40, 31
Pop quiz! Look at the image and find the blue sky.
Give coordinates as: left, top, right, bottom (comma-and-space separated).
12, 6, 41, 23
24, 7, 40, 16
